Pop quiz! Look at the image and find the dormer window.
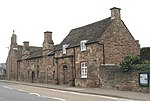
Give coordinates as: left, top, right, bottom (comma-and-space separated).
62, 44, 69, 54
13, 48, 18, 51
80, 40, 87, 51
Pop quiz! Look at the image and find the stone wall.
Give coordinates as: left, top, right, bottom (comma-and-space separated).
99, 65, 149, 92
74, 43, 103, 87
100, 19, 140, 65
7, 50, 18, 80
55, 43, 103, 87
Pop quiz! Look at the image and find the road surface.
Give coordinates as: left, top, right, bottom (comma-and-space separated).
0, 82, 137, 101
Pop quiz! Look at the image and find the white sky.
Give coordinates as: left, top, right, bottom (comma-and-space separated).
0, 0, 149, 63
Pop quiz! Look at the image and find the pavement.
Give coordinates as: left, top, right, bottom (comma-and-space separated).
0, 80, 149, 101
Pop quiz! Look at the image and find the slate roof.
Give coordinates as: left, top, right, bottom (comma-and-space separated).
28, 46, 42, 52
55, 17, 113, 50
25, 49, 42, 60
48, 44, 59, 56
26, 45, 59, 59
17, 45, 42, 61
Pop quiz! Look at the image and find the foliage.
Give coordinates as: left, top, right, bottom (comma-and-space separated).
120, 55, 150, 72
140, 47, 150, 61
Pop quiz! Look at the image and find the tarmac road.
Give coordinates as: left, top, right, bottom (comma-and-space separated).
0, 82, 138, 101
0, 82, 63, 101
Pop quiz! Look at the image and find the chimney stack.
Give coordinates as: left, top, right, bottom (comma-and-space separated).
11, 31, 17, 49
110, 7, 121, 19
44, 31, 54, 44
43, 31, 54, 51
23, 41, 29, 50
11, 34, 17, 44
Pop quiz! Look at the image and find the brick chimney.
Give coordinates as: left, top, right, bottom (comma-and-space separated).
43, 31, 54, 52
110, 7, 121, 19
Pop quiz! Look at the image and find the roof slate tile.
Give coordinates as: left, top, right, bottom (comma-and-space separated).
55, 17, 113, 50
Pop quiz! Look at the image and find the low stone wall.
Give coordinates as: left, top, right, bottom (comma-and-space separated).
99, 65, 149, 92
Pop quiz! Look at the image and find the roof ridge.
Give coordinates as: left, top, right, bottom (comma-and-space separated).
70, 17, 111, 31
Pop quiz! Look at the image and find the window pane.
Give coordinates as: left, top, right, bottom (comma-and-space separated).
85, 68, 87, 75
81, 63, 84, 67
85, 62, 87, 67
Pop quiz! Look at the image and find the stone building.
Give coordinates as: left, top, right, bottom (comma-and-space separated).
6, 7, 140, 88
0, 63, 6, 79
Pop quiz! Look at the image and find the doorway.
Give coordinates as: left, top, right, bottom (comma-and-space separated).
63, 65, 68, 84
31, 71, 35, 83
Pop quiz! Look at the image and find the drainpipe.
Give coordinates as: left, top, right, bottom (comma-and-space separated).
56, 58, 59, 85
46, 68, 48, 83
17, 62, 18, 81
98, 42, 105, 87
98, 42, 105, 64
73, 48, 76, 86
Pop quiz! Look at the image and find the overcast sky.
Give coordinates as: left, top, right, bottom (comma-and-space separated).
0, 0, 149, 63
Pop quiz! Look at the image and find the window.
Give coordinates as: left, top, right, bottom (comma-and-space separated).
37, 70, 39, 78
53, 57, 55, 66
81, 62, 87, 78
80, 40, 87, 51
53, 71, 55, 79
62, 44, 69, 54
28, 71, 29, 76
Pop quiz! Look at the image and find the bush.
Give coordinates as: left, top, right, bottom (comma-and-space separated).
140, 47, 150, 61
120, 55, 140, 72
120, 55, 150, 72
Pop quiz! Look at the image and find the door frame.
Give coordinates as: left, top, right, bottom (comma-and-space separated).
63, 64, 68, 84
31, 71, 35, 83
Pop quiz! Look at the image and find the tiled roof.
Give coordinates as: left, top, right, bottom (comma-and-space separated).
55, 17, 113, 50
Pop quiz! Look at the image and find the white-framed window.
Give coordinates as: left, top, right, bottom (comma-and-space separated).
81, 62, 87, 78
80, 40, 87, 51
62, 44, 69, 54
